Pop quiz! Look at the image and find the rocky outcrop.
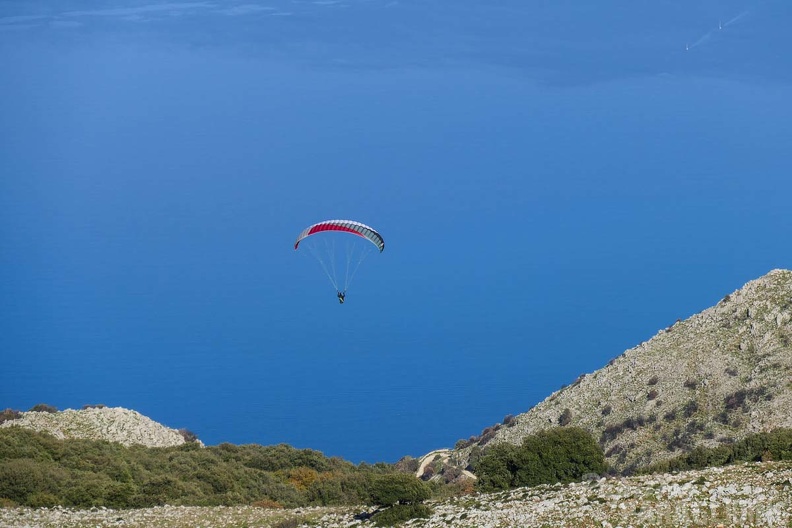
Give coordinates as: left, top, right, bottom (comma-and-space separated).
451, 269, 792, 473
0, 406, 199, 448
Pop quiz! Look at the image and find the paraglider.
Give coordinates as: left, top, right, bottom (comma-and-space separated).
294, 220, 384, 303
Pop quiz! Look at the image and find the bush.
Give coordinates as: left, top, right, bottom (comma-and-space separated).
558, 409, 572, 426
454, 438, 472, 450
370, 474, 431, 506
600, 416, 645, 444
236, 443, 335, 473
29, 404, 58, 413
0, 427, 396, 509
723, 387, 770, 413
393, 456, 420, 473
178, 429, 200, 443
0, 409, 22, 425
307, 471, 376, 505
641, 428, 792, 474
475, 427, 606, 491
372, 504, 432, 526
27, 492, 60, 508
479, 428, 497, 446
0, 459, 48, 503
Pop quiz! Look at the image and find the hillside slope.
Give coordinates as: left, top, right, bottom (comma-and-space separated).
0, 406, 196, 448
452, 269, 792, 474
3, 461, 791, 527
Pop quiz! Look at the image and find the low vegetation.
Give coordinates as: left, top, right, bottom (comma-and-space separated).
0, 427, 394, 509
473, 427, 607, 491
640, 428, 792, 475
4, 416, 792, 527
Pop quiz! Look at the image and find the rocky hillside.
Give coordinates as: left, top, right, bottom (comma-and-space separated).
450, 269, 792, 474
3, 461, 791, 527
0, 406, 198, 448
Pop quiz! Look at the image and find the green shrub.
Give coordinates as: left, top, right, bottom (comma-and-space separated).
370, 474, 431, 506
232, 443, 335, 473
0, 427, 400, 509
640, 428, 792, 474
475, 427, 606, 491
600, 416, 645, 443
454, 438, 472, 449
372, 504, 432, 526
26, 492, 59, 508
29, 404, 58, 413
64, 477, 114, 508
0, 459, 47, 503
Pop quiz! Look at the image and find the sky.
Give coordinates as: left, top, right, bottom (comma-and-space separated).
1, 0, 791, 464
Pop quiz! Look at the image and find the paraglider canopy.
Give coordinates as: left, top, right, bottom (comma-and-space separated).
294, 220, 384, 252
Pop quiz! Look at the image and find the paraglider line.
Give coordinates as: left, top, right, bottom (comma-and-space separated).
723, 10, 749, 27
344, 242, 354, 292
324, 238, 339, 290
686, 8, 751, 51
307, 243, 340, 291
343, 244, 371, 292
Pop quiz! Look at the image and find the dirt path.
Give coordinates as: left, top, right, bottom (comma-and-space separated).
415, 449, 476, 480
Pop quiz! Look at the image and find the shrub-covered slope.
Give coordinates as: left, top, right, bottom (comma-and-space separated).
453, 269, 792, 474
4, 461, 792, 527
0, 427, 393, 508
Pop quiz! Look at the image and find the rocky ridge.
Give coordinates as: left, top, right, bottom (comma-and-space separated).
0, 407, 196, 448
2, 461, 790, 527
449, 269, 792, 474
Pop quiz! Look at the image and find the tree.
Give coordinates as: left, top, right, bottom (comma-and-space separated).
475, 427, 606, 491
369, 474, 432, 526
370, 473, 430, 506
